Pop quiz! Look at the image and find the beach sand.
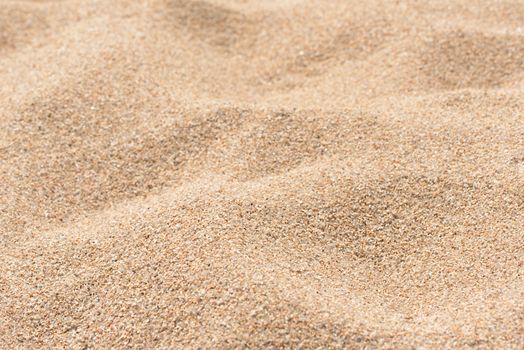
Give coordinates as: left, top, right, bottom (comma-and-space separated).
1, 0, 523, 348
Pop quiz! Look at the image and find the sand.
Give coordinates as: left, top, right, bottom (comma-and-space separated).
0, 0, 523, 348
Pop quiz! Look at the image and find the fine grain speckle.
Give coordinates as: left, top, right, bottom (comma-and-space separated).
0, 0, 523, 349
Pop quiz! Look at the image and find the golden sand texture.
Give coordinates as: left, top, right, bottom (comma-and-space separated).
1, 0, 523, 348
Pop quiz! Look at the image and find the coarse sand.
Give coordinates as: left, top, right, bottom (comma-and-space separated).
1, 0, 523, 348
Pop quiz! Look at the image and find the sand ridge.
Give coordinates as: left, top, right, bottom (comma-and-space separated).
1, 0, 523, 348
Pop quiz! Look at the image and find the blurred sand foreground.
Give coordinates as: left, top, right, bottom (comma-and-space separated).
0, 0, 523, 348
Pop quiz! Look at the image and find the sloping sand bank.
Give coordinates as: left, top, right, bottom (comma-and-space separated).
1, 0, 523, 348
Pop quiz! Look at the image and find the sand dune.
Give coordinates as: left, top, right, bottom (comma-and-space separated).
1, 0, 523, 348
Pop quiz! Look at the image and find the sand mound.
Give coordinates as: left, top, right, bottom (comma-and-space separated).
1, 0, 523, 348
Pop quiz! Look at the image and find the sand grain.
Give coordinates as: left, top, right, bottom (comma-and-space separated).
1, 0, 523, 348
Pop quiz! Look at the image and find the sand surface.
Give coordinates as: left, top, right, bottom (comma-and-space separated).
1, 0, 523, 348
